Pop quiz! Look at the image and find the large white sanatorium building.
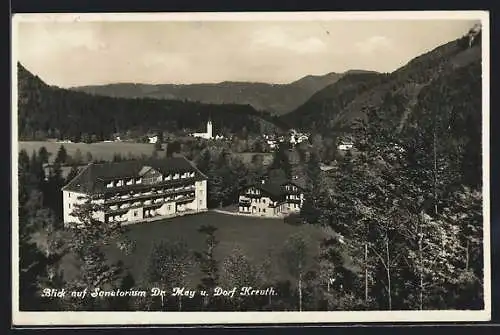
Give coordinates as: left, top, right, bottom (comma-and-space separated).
62, 156, 208, 226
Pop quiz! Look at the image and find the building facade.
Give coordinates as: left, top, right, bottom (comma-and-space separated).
190, 120, 213, 140
238, 178, 305, 218
62, 156, 208, 226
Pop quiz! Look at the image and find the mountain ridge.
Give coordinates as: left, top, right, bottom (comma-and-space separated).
17, 63, 289, 142
281, 25, 482, 135
69, 70, 375, 115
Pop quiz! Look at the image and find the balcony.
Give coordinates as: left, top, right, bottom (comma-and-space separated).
106, 195, 196, 214
105, 184, 196, 204
103, 175, 199, 196
176, 193, 196, 203
239, 200, 251, 207
244, 192, 264, 199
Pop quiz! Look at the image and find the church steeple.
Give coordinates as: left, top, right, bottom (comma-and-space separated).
206, 119, 213, 138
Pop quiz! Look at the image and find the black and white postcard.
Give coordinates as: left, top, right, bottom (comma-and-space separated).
11, 11, 491, 325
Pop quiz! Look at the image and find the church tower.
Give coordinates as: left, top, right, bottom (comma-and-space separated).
206, 119, 213, 139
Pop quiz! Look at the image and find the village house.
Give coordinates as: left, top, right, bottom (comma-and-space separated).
338, 136, 354, 151
61, 156, 207, 226
238, 176, 305, 218
148, 135, 159, 144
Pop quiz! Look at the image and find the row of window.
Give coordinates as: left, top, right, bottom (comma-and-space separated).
284, 185, 298, 191
107, 193, 196, 211
239, 206, 266, 213
286, 194, 303, 200
106, 185, 196, 201
105, 171, 196, 188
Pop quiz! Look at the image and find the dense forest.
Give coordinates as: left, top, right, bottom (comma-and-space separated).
72, 72, 346, 115
280, 72, 388, 133
17, 64, 288, 142
282, 25, 482, 138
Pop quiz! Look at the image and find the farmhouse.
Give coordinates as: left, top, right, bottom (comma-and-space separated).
238, 176, 305, 218
61, 156, 208, 226
148, 135, 158, 144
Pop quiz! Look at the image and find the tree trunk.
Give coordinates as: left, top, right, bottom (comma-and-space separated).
385, 237, 392, 311
365, 243, 369, 303
465, 240, 470, 270
419, 221, 424, 311
178, 295, 182, 311
298, 272, 303, 312
433, 126, 438, 216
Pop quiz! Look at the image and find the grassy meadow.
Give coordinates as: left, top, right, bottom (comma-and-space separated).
60, 211, 325, 285
18, 141, 156, 163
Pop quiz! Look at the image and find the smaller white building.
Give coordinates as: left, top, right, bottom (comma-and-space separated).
149, 135, 158, 144
338, 143, 353, 151
191, 120, 213, 140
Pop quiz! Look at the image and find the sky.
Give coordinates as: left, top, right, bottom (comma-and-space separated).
15, 17, 479, 87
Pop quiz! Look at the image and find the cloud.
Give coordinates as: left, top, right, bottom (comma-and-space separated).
290, 37, 327, 54
355, 35, 393, 54
250, 27, 327, 55
18, 23, 107, 67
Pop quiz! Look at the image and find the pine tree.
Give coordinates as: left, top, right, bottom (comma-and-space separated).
221, 246, 259, 310
85, 151, 93, 163
54, 145, 68, 165
194, 225, 219, 310
281, 232, 309, 311
194, 148, 211, 174
38, 146, 50, 164
143, 239, 193, 311
72, 148, 83, 165
64, 195, 129, 310
19, 150, 36, 205
270, 143, 292, 179
65, 166, 80, 184
112, 153, 123, 162
108, 271, 136, 311
29, 150, 45, 187
19, 188, 66, 311
154, 139, 162, 151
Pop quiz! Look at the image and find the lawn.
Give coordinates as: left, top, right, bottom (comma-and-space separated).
61, 211, 326, 285
18, 141, 156, 162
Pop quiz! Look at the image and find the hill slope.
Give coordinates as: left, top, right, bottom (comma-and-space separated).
17, 64, 286, 142
282, 26, 482, 135
71, 72, 356, 115
281, 71, 388, 132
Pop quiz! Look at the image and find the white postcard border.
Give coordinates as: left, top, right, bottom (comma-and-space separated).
11, 10, 491, 326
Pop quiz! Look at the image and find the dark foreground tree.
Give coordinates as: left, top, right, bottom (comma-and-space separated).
63, 195, 131, 310
194, 225, 220, 310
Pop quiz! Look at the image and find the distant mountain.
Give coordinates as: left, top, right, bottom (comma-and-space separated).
17, 64, 287, 142
282, 25, 482, 136
280, 71, 387, 132
70, 71, 369, 115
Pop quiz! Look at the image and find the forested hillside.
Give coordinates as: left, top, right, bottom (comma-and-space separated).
280, 72, 388, 133
283, 25, 482, 137
295, 25, 484, 311
71, 72, 346, 115
17, 64, 286, 141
